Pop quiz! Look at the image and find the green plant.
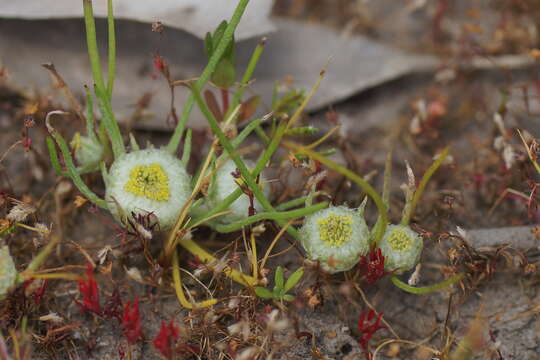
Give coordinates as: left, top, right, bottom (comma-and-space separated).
285, 141, 464, 294
255, 266, 304, 302
0, 246, 16, 299
300, 205, 370, 273
0, 237, 62, 300
45, 0, 329, 309
377, 224, 422, 274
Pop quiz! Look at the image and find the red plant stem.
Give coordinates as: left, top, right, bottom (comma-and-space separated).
221, 88, 229, 114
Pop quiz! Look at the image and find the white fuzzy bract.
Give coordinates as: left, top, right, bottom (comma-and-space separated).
206, 159, 268, 226
378, 224, 423, 274
105, 148, 191, 230
0, 246, 17, 298
300, 206, 370, 274
72, 133, 104, 170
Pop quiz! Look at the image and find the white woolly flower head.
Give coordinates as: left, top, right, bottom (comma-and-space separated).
379, 224, 423, 274
207, 159, 268, 226
300, 205, 370, 274
0, 246, 17, 299
71, 132, 104, 170
105, 148, 191, 230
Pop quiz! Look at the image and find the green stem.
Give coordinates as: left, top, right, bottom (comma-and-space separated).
22, 237, 60, 276
172, 249, 217, 309
46, 137, 68, 177
372, 151, 393, 246
82, 0, 106, 93
285, 142, 388, 244
190, 87, 273, 208
275, 194, 322, 211
225, 37, 266, 120
106, 0, 116, 98
179, 237, 258, 287
83, 86, 96, 139
166, 0, 251, 154
189, 116, 278, 227
83, 0, 124, 159
94, 86, 125, 158
190, 66, 324, 239
254, 124, 270, 145
216, 117, 262, 164
190, 88, 302, 239
47, 136, 99, 176
214, 201, 328, 233
46, 111, 107, 208
181, 129, 192, 166
382, 151, 392, 207
390, 273, 464, 295
401, 147, 449, 226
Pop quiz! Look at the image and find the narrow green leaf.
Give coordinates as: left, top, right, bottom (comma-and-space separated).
46, 136, 67, 176
282, 294, 295, 302
211, 58, 236, 89
284, 267, 304, 293
285, 126, 319, 137
274, 266, 284, 291
204, 32, 213, 57
390, 273, 464, 294
255, 286, 274, 299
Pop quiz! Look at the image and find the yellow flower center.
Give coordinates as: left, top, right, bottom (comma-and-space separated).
387, 228, 414, 251
124, 163, 170, 201
317, 213, 353, 247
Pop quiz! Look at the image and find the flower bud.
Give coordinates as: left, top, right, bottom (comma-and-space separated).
0, 246, 17, 299
300, 206, 370, 273
105, 148, 191, 230
378, 224, 423, 274
71, 132, 104, 170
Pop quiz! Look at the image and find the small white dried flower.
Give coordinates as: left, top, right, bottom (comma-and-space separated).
433, 152, 454, 165
39, 312, 64, 323
493, 136, 505, 151
493, 112, 505, 133
305, 170, 327, 193
405, 160, 416, 191
55, 180, 73, 198
97, 245, 113, 265
205, 159, 268, 226
251, 223, 266, 234
410, 115, 422, 135
6, 201, 36, 222
266, 309, 289, 332
300, 206, 370, 273
125, 267, 144, 283
204, 310, 219, 324
408, 263, 422, 286
455, 226, 468, 239
34, 223, 50, 237
502, 144, 516, 169
227, 319, 250, 341
0, 246, 17, 298
410, 100, 427, 134
227, 297, 240, 309
133, 222, 153, 240
379, 224, 423, 274
434, 67, 456, 83
236, 347, 258, 360
105, 148, 191, 230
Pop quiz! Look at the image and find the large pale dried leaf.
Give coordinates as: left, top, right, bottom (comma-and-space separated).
0, 18, 436, 131
0, 0, 274, 40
